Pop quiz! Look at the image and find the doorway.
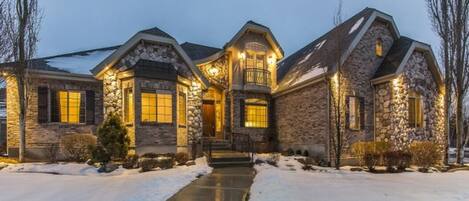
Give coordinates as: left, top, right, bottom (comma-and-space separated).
202, 100, 216, 137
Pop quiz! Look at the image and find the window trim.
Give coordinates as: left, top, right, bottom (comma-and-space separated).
244, 98, 269, 128
348, 96, 361, 131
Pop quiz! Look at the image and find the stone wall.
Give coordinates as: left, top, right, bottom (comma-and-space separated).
274, 81, 329, 157
375, 51, 445, 150
340, 21, 395, 145
6, 76, 103, 159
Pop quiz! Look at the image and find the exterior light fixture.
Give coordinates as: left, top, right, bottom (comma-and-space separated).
268, 55, 276, 65
238, 52, 246, 60
208, 65, 220, 77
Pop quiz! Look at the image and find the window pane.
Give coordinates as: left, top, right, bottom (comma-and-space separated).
408, 97, 416, 127
142, 93, 156, 122
376, 39, 383, 57
245, 101, 268, 128
256, 55, 265, 69
59, 91, 68, 123
246, 53, 255, 68
124, 89, 134, 123
157, 94, 172, 123
68, 92, 80, 123
178, 93, 186, 126
349, 97, 359, 130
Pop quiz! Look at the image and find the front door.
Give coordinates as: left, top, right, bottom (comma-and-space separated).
202, 100, 216, 137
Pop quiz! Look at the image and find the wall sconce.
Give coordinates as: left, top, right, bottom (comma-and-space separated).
267, 55, 276, 65
208, 66, 220, 77
238, 52, 246, 60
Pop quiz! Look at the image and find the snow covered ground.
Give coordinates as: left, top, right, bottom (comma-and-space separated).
0, 157, 212, 201
250, 155, 469, 201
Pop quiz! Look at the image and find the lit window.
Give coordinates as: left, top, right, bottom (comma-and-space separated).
141, 92, 157, 122
348, 97, 361, 130
157, 94, 172, 123
245, 99, 268, 128
178, 93, 186, 126
376, 38, 383, 57
408, 92, 423, 128
59, 91, 80, 123
246, 51, 265, 70
124, 88, 134, 124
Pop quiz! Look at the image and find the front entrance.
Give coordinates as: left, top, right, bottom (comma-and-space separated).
202, 100, 216, 137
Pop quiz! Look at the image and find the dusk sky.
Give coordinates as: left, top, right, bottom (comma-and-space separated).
37, 0, 437, 60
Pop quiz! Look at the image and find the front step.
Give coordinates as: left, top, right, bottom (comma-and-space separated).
207, 150, 253, 167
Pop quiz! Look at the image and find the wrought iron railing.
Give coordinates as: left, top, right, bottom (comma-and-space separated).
232, 133, 255, 163
244, 68, 271, 87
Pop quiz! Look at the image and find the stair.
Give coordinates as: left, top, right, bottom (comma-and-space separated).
204, 140, 253, 167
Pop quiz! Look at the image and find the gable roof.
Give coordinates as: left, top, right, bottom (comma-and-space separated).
372, 37, 444, 87
180, 42, 222, 62
224, 20, 284, 58
91, 26, 210, 88
275, 7, 400, 95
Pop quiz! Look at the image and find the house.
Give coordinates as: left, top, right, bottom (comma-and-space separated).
0, 7, 445, 162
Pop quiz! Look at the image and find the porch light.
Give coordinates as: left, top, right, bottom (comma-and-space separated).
208, 66, 220, 77
238, 52, 246, 60
268, 55, 276, 65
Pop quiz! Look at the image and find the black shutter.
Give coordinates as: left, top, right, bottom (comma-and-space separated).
37, 87, 49, 123
85, 90, 95, 125
240, 99, 245, 127
79, 92, 86, 123
359, 97, 365, 130
345, 96, 350, 129
50, 90, 60, 122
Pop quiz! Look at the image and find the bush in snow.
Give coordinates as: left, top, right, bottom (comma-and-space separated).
122, 154, 139, 169
296, 150, 302, 155
175, 152, 189, 165
303, 150, 309, 157
139, 155, 175, 172
351, 141, 390, 166
410, 141, 440, 172
141, 152, 159, 158
90, 113, 130, 164
45, 143, 60, 163
383, 151, 412, 173
364, 152, 380, 172
61, 134, 97, 162
285, 148, 295, 156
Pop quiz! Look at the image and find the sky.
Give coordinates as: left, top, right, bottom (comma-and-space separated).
36, 0, 438, 60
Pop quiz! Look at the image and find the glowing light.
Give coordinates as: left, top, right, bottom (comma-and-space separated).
267, 55, 276, 65
238, 52, 246, 60
207, 66, 220, 77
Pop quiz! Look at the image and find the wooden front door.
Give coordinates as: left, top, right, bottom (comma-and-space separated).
202, 101, 216, 137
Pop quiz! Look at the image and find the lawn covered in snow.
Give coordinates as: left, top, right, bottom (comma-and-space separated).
250, 155, 469, 201
0, 157, 211, 201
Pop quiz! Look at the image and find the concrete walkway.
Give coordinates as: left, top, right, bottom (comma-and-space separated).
167, 167, 255, 201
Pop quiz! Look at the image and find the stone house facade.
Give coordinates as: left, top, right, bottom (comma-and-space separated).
0, 8, 445, 162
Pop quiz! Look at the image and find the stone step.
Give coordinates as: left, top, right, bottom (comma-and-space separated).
209, 161, 253, 168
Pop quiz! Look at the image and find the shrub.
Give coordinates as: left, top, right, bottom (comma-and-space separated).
140, 158, 158, 172
141, 152, 158, 158
410, 141, 440, 170
364, 152, 380, 172
303, 150, 309, 157
266, 153, 280, 166
139, 156, 175, 172
91, 113, 130, 165
351, 141, 390, 166
287, 148, 295, 156
45, 143, 59, 163
122, 154, 139, 169
175, 152, 189, 165
383, 151, 413, 173
61, 134, 97, 162
296, 150, 302, 155
397, 152, 412, 171
90, 146, 111, 165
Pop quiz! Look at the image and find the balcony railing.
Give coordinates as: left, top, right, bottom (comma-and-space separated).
244, 68, 271, 87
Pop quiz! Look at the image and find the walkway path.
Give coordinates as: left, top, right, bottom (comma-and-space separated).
167, 167, 255, 201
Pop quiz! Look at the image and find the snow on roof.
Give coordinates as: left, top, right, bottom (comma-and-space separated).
45, 49, 115, 75
296, 39, 327, 65
290, 64, 327, 86
349, 17, 364, 34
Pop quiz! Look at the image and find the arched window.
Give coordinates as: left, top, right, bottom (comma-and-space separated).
376, 38, 383, 57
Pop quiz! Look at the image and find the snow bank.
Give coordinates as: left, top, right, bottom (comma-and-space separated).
0, 157, 212, 201
251, 155, 469, 201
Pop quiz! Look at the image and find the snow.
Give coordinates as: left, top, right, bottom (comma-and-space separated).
315, 39, 327, 49
291, 64, 326, 86
297, 52, 313, 65
250, 155, 469, 201
0, 157, 212, 201
349, 17, 365, 34
296, 39, 327, 65
45, 49, 115, 75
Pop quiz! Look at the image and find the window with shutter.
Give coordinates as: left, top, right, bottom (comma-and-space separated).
86, 90, 95, 125
59, 91, 81, 124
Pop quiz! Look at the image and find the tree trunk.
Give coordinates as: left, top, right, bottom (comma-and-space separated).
456, 93, 464, 164
17, 76, 26, 162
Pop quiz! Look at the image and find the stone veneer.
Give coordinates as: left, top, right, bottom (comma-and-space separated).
374, 51, 445, 150
6, 76, 103, 159
102, 41, 203, 153
275, 81, 329, 157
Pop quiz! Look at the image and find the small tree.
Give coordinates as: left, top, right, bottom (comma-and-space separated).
92, 113, 130, 164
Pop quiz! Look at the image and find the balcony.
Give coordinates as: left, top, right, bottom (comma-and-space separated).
244, 68, 271, 87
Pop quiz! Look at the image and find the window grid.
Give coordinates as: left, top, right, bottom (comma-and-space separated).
157, 94, 172, 123
141, 93, 157, 122
59, 91, 80, 123
245, 99, 268, 128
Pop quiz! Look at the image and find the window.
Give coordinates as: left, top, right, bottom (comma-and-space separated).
59, 91, 80, 123
124, 88, 134, 124
178, 93, 186, 126
245, 99, 268, 128
408, 92, 423, 128
246, 51, 266, 70
348, 97, 361, 130
141, 92, 157, 122
376, 38, 383, 57
157, 94, 172, 123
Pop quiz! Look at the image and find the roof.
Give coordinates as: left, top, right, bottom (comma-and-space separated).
373, 37, 414, 79
275, 8, 376, 93
275, 7, 401, 95
139, 27, 175, 40
0, 46, 120, 75
125, 59, 177, 81
180, 42, 221, 61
